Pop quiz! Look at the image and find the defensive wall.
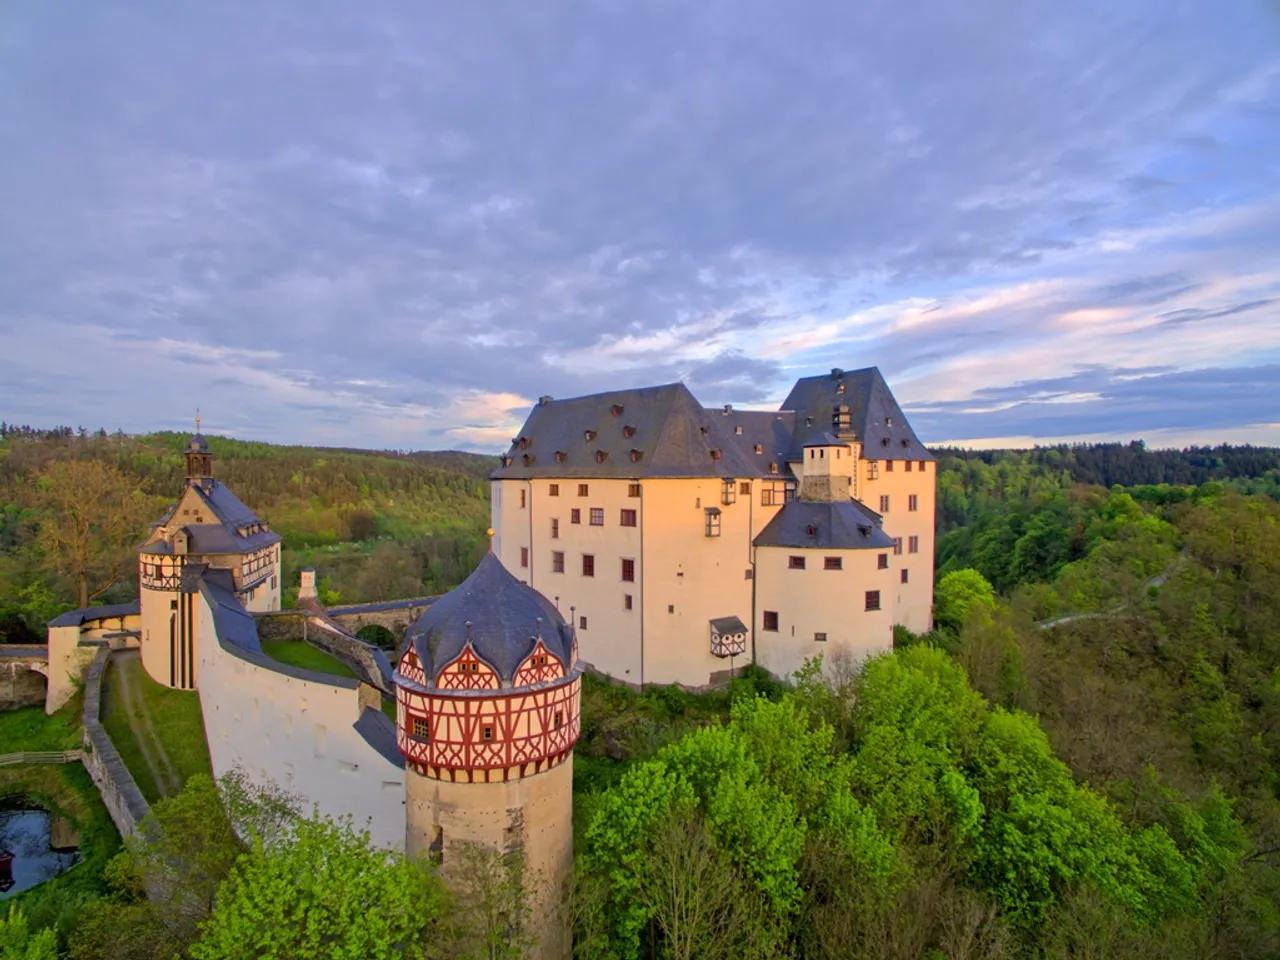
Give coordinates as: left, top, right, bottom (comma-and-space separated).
80, 645, 151, 837
253, 607, 397, 694
197, 574, 406, 849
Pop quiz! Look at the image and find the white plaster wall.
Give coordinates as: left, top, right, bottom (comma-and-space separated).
45, 625, 92, 714
860, 458, 936, 633
194, 596, 406, 849
754, 545, 894, 680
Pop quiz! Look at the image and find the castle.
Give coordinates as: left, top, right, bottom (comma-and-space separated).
37, 364, 933, 958
491, 366, 935, 685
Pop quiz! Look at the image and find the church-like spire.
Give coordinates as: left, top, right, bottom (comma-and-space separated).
185, 411, 212, 482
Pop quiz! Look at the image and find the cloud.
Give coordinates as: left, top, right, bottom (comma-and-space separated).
1, 1, 1279, 449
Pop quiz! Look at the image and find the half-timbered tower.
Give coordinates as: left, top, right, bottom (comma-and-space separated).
137, 433, 281, 689
395, 551, 581, 959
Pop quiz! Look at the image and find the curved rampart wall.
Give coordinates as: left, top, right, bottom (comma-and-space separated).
81, 646, 151, 836
195, 583, 406, 849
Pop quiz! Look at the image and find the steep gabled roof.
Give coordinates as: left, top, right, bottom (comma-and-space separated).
780, 367, 932, 461
144, 479, 279, 558
491, 383, 784, 480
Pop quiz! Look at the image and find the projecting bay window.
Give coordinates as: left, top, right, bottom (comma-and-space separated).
721, 479, 736, 505
761, 480, 796, 506
620, 508, 637, 527
868, 460, 879, 480
705, 507, 721, 537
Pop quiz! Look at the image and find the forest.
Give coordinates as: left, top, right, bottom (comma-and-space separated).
1, 429, 1278, 958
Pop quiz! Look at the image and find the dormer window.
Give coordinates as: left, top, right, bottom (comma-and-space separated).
610, 404, 624, 417
501, 455, 513, 466
554, 451, 567, 463
709, 448, 722, 461
769, 462, 779, 475
837, 382, 846, 394
885, 416, 892, 426
622, 424, 636, 438
753, 443, 763, 455
595, 450, 608, 464
629, 449, 643, 462
881, 437, 890, 447
806, 524, 818, 537
518, 436, 531, 449
521, 453, 535, 466
734, 425, 743, 435
584, 429, 596, 442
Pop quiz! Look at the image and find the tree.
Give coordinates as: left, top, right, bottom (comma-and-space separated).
35, 458, 152, 608
0, 906, 57, 960
934, 568, 996, 633
189, 816, 449, 960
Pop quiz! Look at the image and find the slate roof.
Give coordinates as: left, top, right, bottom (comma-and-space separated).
491, 383, 791, 480
710, 616, 748, 635
753, 499, 895, 550
47, 600, 141, 628
781, 367, 933, 461
401, 553, 575, 687
492, 366, 928, 481
143, 478, 280, 557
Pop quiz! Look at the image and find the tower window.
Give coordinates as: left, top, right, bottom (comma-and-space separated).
909, 494, 919, 512
552, 551, 564, 573
901, 568, 910, 584
879, 495, 890, 512
763, 610, 779, 631
621, 558, 635, 582
878, 553, 889, 570
908, 535, 920, 554
520, 547, 529, 568
481, 725, 495, 741
551, 518, 560, 539
865, 591, 881, 612
554, 711, 564, 729
411, 717, 430, 742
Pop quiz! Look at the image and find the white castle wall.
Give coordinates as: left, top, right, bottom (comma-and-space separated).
193, 594, 406, 849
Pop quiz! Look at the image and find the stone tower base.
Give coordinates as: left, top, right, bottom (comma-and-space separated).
406, 757, 574, 958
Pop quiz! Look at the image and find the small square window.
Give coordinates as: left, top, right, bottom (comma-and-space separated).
579, 615, 588, 629
590, 507, 604, 526
571, 508, 581, 524
578, 483, 590, 497
668, 604, 675, 614
739, 481, 750, 495
901, 568, 909, 584
788, 555, 806, 570
814, 632, 827, 643
628, 483, 641, 498
481, 725, 495, 741
744, 568, 753, 580
549, 483, 559, 496
620, 508, 637, 527
865, 590, 881, 612
411, 717, 429, 741
763, 610, 779, 631
623, 593, 633, 610
582, 554, 595, 577
552, 551, 565, 573
878, 553, 889, 570
824, 556, 842, 570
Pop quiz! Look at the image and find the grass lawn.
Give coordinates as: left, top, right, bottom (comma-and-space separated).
0, 696, 82, 753
101, 655, 212, 804
261, 637, 356, 679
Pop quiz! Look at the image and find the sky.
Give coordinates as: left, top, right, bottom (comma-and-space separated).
2, 2, 1278, 452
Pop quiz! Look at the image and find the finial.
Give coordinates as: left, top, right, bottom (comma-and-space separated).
464, 620, 473, 643
485, 527, 495, 552
535, 616, 543, 641
195, 408, 202, 434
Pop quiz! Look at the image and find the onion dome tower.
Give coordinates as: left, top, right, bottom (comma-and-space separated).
394, 552, 581, 959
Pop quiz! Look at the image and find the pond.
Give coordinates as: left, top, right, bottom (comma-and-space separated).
0, 804, 81, 898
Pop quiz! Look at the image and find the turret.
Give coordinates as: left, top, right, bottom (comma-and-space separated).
395, 553, 581, 958
185, 433, 213, 485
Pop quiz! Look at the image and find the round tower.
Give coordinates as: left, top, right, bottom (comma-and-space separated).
394, 553, 581, 958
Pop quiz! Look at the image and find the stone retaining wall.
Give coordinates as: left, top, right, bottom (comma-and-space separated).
254, 611, 393, 694
80, 647, 150, 836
